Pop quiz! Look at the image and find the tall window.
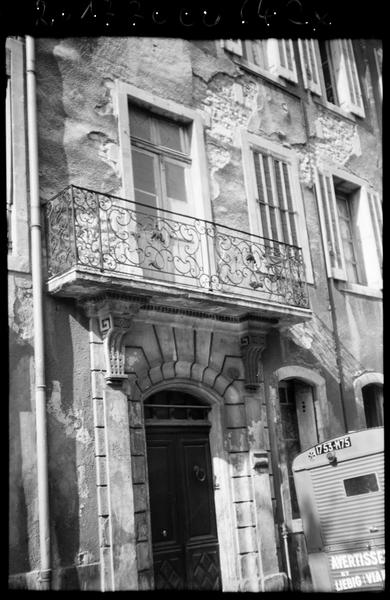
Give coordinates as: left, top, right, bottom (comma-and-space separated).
362, 384, 383, 428
318, 40, 365, 117
335, 190, 363, 284
316, 171, 382, 289
253, 151, 298, 248
129, 104, 191, 210
241, 133, 314, 283
318, 40, 339, 104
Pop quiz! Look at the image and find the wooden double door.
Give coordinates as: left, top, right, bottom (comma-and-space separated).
146, 426, 221, 590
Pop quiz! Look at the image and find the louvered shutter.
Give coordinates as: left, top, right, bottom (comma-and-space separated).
315, 170, 347, 280
252, 151, 298, 250
373, 47, 382, 100
221, 39, 243, 56
367, 191, 382, 265
267, 39, 298, 83
331, 40, 365, 118
298, 39, 322, 95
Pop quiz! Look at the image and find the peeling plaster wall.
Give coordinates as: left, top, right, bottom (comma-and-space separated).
9, 273, 37, 576
9, 37, 382, 590
44, 296, 100, 589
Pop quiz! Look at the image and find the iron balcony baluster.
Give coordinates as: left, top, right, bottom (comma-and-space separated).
45, 186, 309, 309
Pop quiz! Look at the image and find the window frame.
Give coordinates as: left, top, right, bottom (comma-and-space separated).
315, 165, 382, 291
298, 39, 322, 96
129, 106, 192, 209
6, 37, 30, 273
316, 39, 365, 119
241, 131, 314, 284
222, 39, 298, 86
115, 80, 212, 222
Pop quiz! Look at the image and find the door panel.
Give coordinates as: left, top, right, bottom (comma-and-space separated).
146, 427, 221, 590
182, 440, 215, 540
147, 440, 179, 545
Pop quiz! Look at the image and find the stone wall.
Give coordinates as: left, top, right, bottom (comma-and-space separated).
8, 37, 382, 590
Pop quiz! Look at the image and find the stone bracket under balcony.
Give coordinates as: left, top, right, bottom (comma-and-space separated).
44, 185, 312, 326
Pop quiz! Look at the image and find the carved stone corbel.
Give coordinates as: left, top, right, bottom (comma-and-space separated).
99, 314, 133, 385
240, 332, 267, 391
79, 293, 145, 386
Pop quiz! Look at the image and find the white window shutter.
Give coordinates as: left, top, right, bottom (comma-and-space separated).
221, 39, 243, 56
367, 190, 382, 265
314, 169, 347, 280
373, 47, 382, 100
298, 39, 322, 95
331, 40, 365, 118
267, 39, 298, 83
359, 188, 382, 288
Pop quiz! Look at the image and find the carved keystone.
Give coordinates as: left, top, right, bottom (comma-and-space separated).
240, 333, 267, 391
80, 293, 145, 386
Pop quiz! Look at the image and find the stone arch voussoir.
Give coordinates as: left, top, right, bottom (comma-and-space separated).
134, 361, 239, 405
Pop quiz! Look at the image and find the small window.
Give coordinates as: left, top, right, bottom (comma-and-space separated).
344, 473, 379, 497
362, 383, 383, 428
318, 40, 365, 118
335, 189, 363, 284
318, 40, 339, 104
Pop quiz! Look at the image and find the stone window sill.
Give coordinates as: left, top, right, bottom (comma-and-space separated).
338, 282, 382, 299
313, 98, 357, 123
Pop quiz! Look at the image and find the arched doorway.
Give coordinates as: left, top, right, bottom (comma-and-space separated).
275, 375, 321, 591
362, 383, 383, 428
144, 390, 222, 590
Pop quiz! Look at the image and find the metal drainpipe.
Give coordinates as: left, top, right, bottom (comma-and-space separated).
26, 35, 52, 590
299, 92, 349, 434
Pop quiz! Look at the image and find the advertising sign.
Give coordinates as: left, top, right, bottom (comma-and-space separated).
328, 547, 385, 591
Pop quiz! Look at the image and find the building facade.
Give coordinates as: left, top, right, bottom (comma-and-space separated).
8, 36, 382, 591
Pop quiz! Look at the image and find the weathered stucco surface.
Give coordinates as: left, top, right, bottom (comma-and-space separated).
9, 37, 382, 590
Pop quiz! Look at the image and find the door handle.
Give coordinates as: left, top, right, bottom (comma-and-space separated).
193, 464, 206, 482
161, 529, 168, 538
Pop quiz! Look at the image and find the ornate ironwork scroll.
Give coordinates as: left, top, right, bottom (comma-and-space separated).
45, 185, 309, 309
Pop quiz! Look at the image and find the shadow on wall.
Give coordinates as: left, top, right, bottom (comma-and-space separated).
9, 327, 34, 576
45, 297, 80, 583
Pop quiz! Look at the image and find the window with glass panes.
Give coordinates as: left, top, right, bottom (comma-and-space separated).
252, 150, 298, 248
242, 40, 268, 70
318, 40, 339, 104
129, 103, 191, 209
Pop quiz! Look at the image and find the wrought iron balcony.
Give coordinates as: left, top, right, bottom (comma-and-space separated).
45, 185, 310, 319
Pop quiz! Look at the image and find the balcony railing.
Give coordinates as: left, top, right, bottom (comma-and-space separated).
45, 185, 309, 309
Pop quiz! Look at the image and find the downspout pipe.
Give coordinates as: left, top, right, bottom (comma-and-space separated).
299, 92, 349, 434
26, 35, 52, 590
